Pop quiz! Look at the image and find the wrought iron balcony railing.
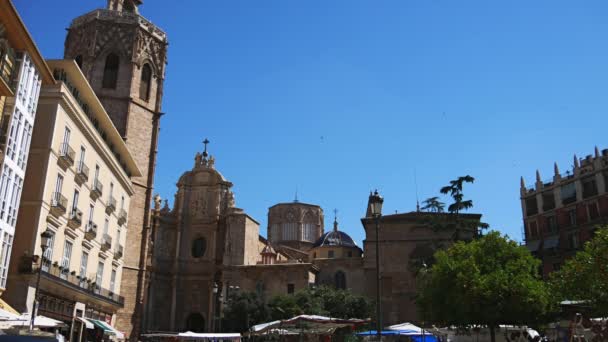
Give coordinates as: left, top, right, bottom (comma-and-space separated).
101, 234, 112, 251
118, 209, 127, 226
58, 143, 76, 169
67, 208, 83, 229
75, 161, 89, 184
114, 245, 123, 259
90, 179, 103, 200
106, 197, 116, 214
50, 192, 68, 217
23, 256, 124, 305
84, 221, 97, 240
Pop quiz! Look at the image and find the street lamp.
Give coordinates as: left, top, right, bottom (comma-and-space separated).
30, 231, 52, 331
369, 190, 383, 340
212, 282, 218, 332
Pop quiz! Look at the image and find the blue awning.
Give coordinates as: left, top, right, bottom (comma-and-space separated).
357, 330, 402, 336
357, 330, 438, 342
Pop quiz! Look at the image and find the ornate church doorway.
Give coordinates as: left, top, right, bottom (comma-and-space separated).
186, 313, 206, 332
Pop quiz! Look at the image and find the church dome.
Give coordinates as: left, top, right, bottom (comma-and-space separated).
312, 230, 357, 248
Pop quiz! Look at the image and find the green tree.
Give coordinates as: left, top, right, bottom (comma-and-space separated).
421, 197, 445, 213
222, 291, 270, 333
416, 231, 554, 342
440, 175, 475, 215
224, 286, 373, 332
429, 175, 489, 238
550, 226, 608, 315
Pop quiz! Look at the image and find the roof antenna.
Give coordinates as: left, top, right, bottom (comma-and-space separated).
294, 186, 299, 203
414, 167, 420, 212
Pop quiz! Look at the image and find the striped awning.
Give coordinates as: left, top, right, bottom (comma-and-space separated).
90, 319, 112, 332
90, 319, 125, 339
76, 316, 94, 329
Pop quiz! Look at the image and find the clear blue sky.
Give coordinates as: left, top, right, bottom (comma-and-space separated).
15, 0, 608, 246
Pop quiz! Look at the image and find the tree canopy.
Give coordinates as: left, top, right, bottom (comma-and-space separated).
440, 175, 475, 214
421, 197, 445, 213
222, 286, 373, 333
550, 226, 608, 316
416, 231, 554, 342
418, 176, 488, 245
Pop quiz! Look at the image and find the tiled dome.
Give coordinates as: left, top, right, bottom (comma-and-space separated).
312, 230, 357, 248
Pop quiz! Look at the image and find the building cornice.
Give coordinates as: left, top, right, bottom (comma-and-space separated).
0, 1, 54, 85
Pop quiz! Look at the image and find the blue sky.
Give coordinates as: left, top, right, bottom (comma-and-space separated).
15, 0, 608, 246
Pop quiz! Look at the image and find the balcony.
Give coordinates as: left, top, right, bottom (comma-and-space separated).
84, 221, 97, 240
106, 197, 116, 214
75, 162, 89, 185
101, 234, 112, 252
114, 245, 123, 259
0, 46, 16, 95
67, 209, 83, 229
50, 192, 68, 217
117, 209, 127, 226
90, 179, 103, 200
20, 256, 124, 306
58, 143, 76, 169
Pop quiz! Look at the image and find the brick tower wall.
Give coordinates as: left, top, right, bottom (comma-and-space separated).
64, 7, 168, 340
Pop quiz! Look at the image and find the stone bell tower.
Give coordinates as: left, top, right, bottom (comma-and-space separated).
64, 0, 168, 339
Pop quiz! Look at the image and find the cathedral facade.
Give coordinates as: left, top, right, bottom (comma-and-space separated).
147, 149, 482, 333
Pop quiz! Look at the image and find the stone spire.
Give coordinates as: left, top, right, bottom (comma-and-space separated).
595, 146, 600, 158
333, 209, 339, 232
520, 176, 525, 190
554, 162, 560, 176
536, 170, 541, 183
574, 154, 580, 169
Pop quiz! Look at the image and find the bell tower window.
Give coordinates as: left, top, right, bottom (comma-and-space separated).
140, 64, 152, 101
102, 53, 119, 89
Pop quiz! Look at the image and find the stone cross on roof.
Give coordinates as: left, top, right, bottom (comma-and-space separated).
202, 138, 210, 158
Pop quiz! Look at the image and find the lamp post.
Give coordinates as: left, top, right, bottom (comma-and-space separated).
369, 190, 383, 340
213, 282, 218, 332
30, 231, 52, 331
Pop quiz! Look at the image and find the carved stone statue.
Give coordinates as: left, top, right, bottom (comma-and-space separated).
153, 194, 162, 210
194, 152, 202, 168
227, 191, 235, 208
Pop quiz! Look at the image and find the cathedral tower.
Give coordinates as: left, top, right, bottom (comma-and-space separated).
64, 0, 168, 339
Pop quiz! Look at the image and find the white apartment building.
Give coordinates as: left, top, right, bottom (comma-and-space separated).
0, 0, 55, 296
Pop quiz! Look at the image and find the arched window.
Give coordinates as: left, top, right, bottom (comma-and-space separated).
102, 53, 119, 89
186, 313, 205, 333
334, 271, 346, 290
302, 212, 315, 242
139, 63, 152, 101
75, 55, 83, 69
191, 238, 206, 258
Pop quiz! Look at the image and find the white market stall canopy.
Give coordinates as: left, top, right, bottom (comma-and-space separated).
388, 322, 434, 335
249, 315, 370, 336
6, 313, 66, 328
142, 332, 242, 341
